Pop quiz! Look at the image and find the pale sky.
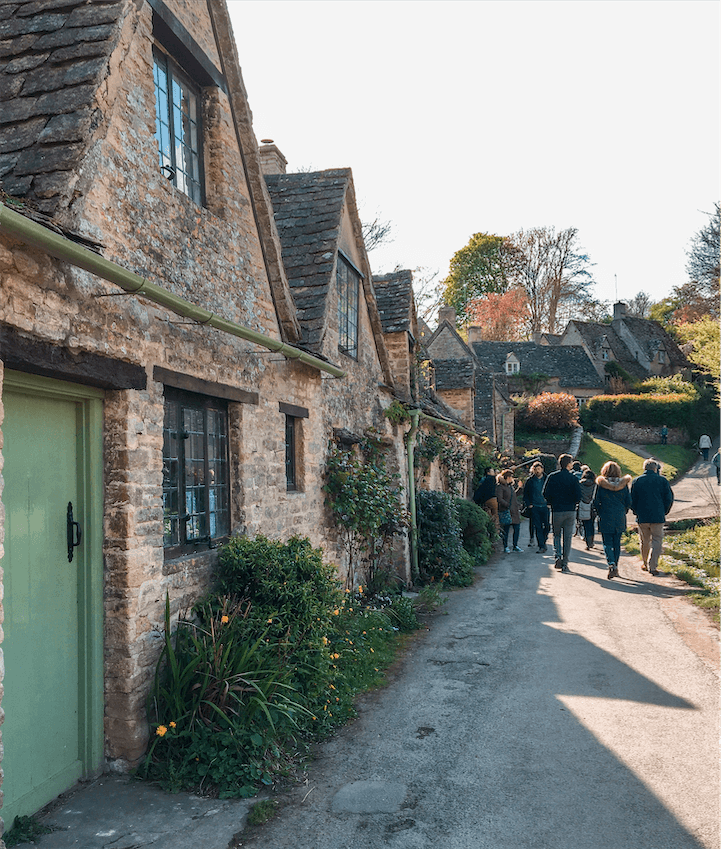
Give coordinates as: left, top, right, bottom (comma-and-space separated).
227, 0, 719, 315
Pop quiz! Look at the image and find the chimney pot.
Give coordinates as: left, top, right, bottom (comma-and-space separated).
613, 301, 627, 320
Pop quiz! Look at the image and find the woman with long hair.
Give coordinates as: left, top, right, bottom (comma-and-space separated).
592, 461, 631, 580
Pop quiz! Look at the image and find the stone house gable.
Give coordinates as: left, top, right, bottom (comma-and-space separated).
559, 320, 649, 381
611, 312, 689, 376
264, 168, 394, 386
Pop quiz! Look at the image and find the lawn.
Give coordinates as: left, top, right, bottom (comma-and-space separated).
577, 436, 646, 478
577, 436, 696, 482
642, 444, 698, 481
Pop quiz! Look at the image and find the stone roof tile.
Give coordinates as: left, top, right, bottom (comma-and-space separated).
0, 0, 123, 213
265, 169, 350, 351
471, 340, 603, 388
373, 270, 414, 334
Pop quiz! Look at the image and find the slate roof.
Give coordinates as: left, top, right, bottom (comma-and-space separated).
616, 316, 689, 368
565, 321, 647, 379
0, 0, 126, 215
373, 269, 414, 334
434, 357, 475, 390
471, 341, 603, 388
264, 169, 350, 351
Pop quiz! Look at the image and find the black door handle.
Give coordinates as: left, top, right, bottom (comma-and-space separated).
67, 501, 82, 562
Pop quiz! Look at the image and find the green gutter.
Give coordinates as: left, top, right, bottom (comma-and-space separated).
0, 202, 346, 379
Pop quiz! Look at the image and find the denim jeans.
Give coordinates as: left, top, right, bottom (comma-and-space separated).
501, 523, 520, 548
531, 505, 550, 547
601, 532, 622, 567
551, 511, 576, 564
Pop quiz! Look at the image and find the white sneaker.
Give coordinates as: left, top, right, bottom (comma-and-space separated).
504, 547, 511, 553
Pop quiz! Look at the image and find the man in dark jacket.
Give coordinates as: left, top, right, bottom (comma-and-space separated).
542, 453, 582, 572
630, 458, 674, 576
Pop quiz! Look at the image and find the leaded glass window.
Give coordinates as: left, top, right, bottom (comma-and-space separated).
163, 389, 229, 555
153, 48, 203, 205
337, 254, 360, 358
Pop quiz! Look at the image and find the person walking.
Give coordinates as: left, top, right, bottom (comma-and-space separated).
473, 467, 499, 532
523, 461, 550, 553
593, 461, 632, 580
699, 434, 712, 461
630, 458, 674, 576
578, 467, 597, 549
660, 424, 668, 445
496, 470, 523, 553
542, 453, 582, 573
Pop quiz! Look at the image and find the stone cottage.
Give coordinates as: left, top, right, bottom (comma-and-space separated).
553, 302, 690, 384
0, 0, 469, 827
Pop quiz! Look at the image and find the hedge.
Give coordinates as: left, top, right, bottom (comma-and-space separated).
580, 393, 696, 432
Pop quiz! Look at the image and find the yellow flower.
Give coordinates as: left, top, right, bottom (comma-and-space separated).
169, 721, 177, 728
329, 684, 335, 690
267, 618, 273, 624
156, 725, 168, 737
370, 648, 374, 653
220, 615, 229, 624
358, 586, 363, 594
333, 609, 339, 616
322, 636, 328, 645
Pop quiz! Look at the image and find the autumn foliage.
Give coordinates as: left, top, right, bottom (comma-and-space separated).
520, 392, 579, 431
467, 287, 528, 341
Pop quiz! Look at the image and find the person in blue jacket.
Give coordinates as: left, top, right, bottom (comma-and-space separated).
630, 458, 674, 576
593, 461, 632, 580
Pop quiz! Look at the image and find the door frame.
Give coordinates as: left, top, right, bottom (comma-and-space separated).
3, 369, 105, 788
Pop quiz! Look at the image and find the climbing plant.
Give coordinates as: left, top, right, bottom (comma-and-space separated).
324, 438, 409, 591
415, 429, 472, 496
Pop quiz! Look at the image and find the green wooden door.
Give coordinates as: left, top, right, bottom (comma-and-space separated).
2, 372, 103, 827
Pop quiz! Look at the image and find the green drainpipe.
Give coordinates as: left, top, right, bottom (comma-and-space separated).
0, 202, 346, 379
407, 409, 420, 583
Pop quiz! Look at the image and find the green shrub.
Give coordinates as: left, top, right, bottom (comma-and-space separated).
580, 393, 696, 432
415, 490, 474, 586
519, 392, 579, 431
637, 375, 699, 397
455, 497, 494, 566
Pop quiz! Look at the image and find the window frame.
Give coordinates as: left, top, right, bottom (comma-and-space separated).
162, 387, 230, 558
337, 252, 361, 359
285, 415, 297, 491
506, 360, 519, 375
153, 45, 205, 206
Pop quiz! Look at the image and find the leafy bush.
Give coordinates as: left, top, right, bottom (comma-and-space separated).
139, 536, 416, 797
636, 375, 699, 397
519, 392, 579, 431
415, 490, 474, 586
455, 497, 494, 566
324, 443, 408, 590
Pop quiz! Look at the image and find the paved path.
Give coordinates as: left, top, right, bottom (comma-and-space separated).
233, 541, 719, 849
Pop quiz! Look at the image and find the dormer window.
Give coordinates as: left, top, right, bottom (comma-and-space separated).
505, 353, 520, 375
153, 47, 204, 205
337, 252, 360, 358
658, 350, 666, 364
601, 349, 609, 361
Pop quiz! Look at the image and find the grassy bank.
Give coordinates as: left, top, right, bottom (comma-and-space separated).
578, 436, 696, 481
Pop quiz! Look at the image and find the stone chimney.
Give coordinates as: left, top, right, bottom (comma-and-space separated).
437, 306, 457, 327
259, 139, 287, 175
532, 331, 543, 344
613, 301, 627, 320
467, 326, 483, 344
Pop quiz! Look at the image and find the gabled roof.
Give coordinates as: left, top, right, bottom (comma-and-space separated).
373, 269, 415, 335
564, 320, 648, 379
0, 0, 126, 213
615, 316, 689, 368
471, 340, 602, 388
264, 169, 348, 350
434, 357, 475, 390
0, 0, 302, 342
425, 319, 474, 361
264, 167, 394, 384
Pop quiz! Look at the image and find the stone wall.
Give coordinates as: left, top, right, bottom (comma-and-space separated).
609, 422, 686, 445
0, 0, 404, 776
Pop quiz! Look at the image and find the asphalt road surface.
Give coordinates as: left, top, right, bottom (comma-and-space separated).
238, 540, 719, 849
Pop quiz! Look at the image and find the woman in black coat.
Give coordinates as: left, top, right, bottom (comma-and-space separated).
592, 460, 632, 580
